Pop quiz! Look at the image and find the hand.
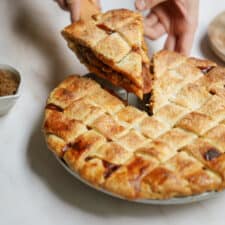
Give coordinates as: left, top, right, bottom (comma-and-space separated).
54, 0, 101, 22
135, 0, 199, 55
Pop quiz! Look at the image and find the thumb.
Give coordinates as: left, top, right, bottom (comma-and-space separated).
135, 0, 167, 10
67, 0, 81, 22
175, 32, 195, 55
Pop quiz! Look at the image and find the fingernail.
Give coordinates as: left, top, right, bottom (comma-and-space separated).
138, 0, 146, 10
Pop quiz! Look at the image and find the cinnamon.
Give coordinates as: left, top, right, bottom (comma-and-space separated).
0, 70, 19, 97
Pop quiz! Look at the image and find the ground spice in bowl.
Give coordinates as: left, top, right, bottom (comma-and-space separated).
0, 70, 19, 97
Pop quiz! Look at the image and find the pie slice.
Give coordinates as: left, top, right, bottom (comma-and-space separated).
62, 9, 152, 99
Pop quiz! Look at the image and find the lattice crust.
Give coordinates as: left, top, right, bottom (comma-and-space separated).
150, 51, 217, 113
43, 50, 225, 200
62, 9, 152, 99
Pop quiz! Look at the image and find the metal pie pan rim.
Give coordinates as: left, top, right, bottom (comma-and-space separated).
55, 155, 218, 205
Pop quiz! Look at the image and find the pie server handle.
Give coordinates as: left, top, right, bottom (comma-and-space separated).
80, 0, 100, 21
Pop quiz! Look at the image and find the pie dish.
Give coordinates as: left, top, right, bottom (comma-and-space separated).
62, 9, 152, 99
43, 49, 225, 200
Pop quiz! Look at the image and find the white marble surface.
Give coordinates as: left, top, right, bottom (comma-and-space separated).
0, 0, 225, 224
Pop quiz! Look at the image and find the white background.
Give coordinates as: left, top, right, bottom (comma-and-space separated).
0, 0, 225, 225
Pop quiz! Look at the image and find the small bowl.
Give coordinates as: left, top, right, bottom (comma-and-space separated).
0, 64, 21, 116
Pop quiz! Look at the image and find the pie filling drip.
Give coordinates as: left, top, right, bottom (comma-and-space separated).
200, 66, 215, 74
102, 160, 121, 179
203, 148, 222, 161
85, 156, 121, 179
97, 24, 115, 35
46, 103, 64, 112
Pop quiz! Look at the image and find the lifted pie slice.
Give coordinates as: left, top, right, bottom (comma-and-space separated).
62, 9, 152, 99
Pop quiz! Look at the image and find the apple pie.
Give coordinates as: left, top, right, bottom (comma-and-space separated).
43, 50, 225, 199
62, 9, 152, 99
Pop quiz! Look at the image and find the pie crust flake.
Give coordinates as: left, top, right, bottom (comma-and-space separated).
43, 49, 225, 199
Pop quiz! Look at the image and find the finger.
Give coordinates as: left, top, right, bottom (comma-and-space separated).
175, 31, 195, 55
148, 0, 167, 8
152, 6, 170, 32
92, 0, 101, 10
164, 34, 176, 51
55, 0, 68, 10
145, 12, 159, 27
144, 21, 166, 40
67, 0, 81, 22
135, 0, 167, 11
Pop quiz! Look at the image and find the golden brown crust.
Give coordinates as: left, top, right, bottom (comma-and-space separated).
136, 140, 175, 162
47, 75, 100, 109
171, 83, 211, 110
92, 9, 142, 31
43, 49, 225, 200
117, 16, 144, 48
182, 138, 225, 181
176, 112, 217, 136
63, 130, 106, 168
94, 33, 131, 65
104, 155, 158, 199
117, 129, 148, 152
44, 109, 87, 143
115, 106, 147, 126
152, 50, 186, 78
143, 165, 191, 198
151, 50, 205, 113
62, 20, 107, 48
140, 117, 169, 139
187, 57, 217, 71
166, 152, 221, 194
45, 134, 66, 157
154, 103, 189, 127
91, 114, 128, 141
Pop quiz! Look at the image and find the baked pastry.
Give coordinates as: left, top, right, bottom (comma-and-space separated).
150, 50, 217, 113
62, 9, 152, 99
43, 50, 225, 199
